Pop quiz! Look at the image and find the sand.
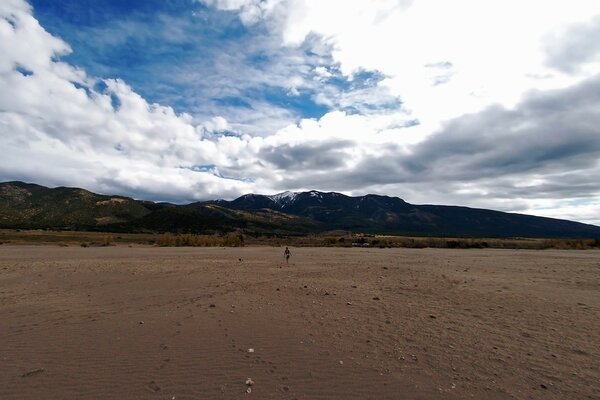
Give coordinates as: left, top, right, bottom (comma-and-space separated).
1, 245, 599, 399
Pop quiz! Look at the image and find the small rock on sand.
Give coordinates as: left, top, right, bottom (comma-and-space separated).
21, 368, 44, 377
246, 378, 254, 386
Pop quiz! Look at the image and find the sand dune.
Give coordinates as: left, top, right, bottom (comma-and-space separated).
1, 246, 599, 399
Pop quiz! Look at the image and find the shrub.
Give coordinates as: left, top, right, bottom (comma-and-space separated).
101, 235, 114, 246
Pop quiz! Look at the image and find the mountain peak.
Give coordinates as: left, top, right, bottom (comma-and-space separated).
268, 191, 299, 204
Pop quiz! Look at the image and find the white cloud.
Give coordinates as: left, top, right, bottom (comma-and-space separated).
544, 15, 600, 75
523, 200, 600, 227
212, 0, 600, 133
199, 0, 284, 25
0, 1, 262, 201
198, 3, 600, 142
200, 115, 232, 134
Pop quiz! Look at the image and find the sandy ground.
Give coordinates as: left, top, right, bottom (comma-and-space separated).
0, 246, 599, 400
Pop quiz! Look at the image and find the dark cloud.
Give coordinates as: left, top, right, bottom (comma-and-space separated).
502, 180, 600, 199
260, 139, 354, 170
545, 15, 600, 74
272, 143, 408, 191
402, 74, 600, 180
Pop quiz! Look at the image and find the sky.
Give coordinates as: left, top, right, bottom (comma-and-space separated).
1, 0, 600, 225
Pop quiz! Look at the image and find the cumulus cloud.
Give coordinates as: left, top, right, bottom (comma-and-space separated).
200, 116, 232, 134
0, 0, 260, 201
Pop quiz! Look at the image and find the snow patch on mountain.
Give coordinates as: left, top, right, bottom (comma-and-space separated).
268, 191, 299, 204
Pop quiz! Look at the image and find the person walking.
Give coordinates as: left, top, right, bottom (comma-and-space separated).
284, 246, 291, 266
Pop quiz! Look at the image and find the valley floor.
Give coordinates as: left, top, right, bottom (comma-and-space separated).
1, 246, 599, 399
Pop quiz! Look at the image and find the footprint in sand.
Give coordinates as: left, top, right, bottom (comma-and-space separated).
146, 380, 160, 392
158, 358, 170, 370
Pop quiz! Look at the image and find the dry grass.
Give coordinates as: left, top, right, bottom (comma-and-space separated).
245, 234, 600, 250
157, 233, 244, 247
1, 229, 598, 250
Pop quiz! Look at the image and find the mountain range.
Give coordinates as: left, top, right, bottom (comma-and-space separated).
1, 181, 599, 238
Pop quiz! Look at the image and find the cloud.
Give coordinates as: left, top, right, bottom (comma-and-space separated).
402, 75, 600, 181
209, 0, 600, 132
544, 15, 600, 75
201, 116, 232, 134
259, 139, 354, 169
0, 0, 260, 201
199, 0, 284, 25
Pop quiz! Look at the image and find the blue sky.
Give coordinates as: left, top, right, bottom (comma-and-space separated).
1, 0, 600, 224
29, 0, 385, 125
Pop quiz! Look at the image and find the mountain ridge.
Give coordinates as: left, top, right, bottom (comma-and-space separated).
1, 181, 599, 238
211, 190, 600, 237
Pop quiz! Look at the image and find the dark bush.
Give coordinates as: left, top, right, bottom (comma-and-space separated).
446, 240, 460, 248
